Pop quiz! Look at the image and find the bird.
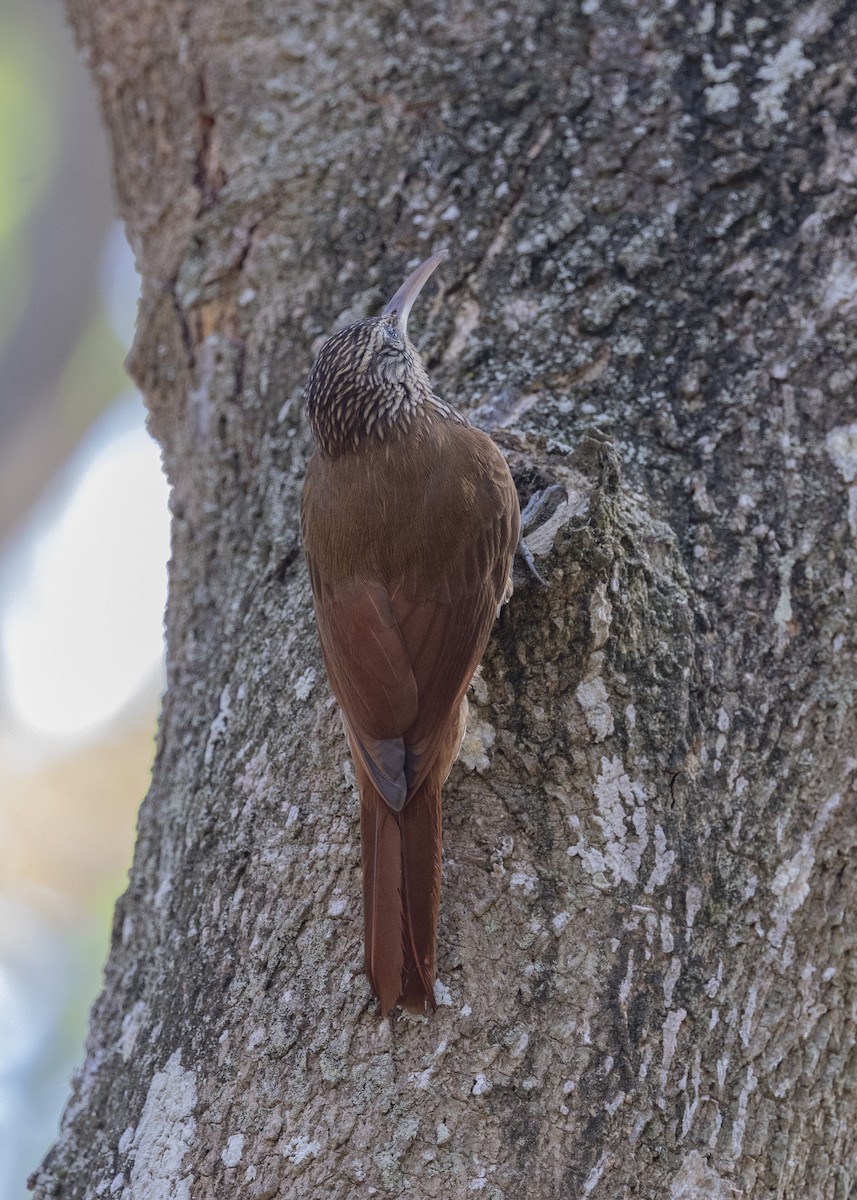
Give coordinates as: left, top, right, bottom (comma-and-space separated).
300, 250, 521, 1015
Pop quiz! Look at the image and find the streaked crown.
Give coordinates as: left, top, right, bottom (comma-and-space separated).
305, 251, 451, 456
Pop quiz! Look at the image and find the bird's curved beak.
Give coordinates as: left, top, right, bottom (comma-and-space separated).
382, 249, 448, 337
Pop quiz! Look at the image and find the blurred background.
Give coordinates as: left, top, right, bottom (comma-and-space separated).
0, 0, 169, 1193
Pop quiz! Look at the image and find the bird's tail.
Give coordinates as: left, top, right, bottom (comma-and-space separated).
357, 765, 442, 1015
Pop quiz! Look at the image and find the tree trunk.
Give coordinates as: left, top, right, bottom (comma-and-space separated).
33, 1, 857, 1197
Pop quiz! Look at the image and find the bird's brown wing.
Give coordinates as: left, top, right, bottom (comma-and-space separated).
305, 564, 418, 809
304, 426, 519, 809
393, 431, 520, 795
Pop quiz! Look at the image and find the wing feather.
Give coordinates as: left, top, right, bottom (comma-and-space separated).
302, 423, 519, 810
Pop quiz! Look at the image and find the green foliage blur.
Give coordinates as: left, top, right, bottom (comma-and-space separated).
0, 21, 56, 345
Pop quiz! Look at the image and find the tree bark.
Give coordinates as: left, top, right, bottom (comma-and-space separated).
33, 1, 857, 1197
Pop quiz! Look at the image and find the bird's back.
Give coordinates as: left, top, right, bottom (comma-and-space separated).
302, 415, 518, 604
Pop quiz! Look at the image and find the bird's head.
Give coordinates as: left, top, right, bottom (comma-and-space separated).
305, 250, 448, 455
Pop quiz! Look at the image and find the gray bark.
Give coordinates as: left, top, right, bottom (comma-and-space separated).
33, 1, 857, 1197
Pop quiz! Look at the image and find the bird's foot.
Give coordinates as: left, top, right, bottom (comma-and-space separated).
517, 537, 547, 586
520, 481, 567, 529
517, 482, 566, 587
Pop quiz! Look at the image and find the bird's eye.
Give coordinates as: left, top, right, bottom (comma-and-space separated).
380, 324, 404, 354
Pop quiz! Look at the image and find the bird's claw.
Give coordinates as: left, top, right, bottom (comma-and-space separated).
516, 482, 565, 587
517, 536, 548, 586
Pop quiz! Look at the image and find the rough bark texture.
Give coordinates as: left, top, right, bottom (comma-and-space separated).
34, 1, 857, 1197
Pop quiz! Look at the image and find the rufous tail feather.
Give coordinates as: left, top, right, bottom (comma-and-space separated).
357, 762, 442, 1015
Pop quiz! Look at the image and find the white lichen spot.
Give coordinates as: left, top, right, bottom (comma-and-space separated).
644, 824, 675, 892
294, 667, 316, 701
409, 1036, 450, 1089
117, 1002, 148, 1063
680, 1051, 702, 1141
436, 1122, 451, 1145
716, 1055, 729, 1092
221, 1134, 244, 1168
236, 741, 270, 799
552, 911, 571, 934
660, 1009, 687, 1102
619, 949, 634, 1005
442, 296, 481, 363
753, 39, 814, 123
696, 2, 715, 33
153, 874, 172, 911
128, 1051, 197, 1200
840, 492, 854, 540
509, 869, 537, 895
773, 554, 794, 649
705, 83, 740, 114
669, 1149, 737, 1199
567, 837, 610, 883
576, 675, 615, 741
433, 979, 453, 1007
685, 885, 702, 932
702, 54, 741, 85
730, 1066, 758, 1159
823, 259, 857, 317
638, 1043, 653, 1082
792, 0, 834, 38
826, 421, 857, 536
511, 1031, 530, 1058
588, 756, 649, 886
708, 1110, 723, 1152
769, 792, 841, 946
471, 1073, 492, 1096
582, 1151, 611, 1196
458, 715, 496, 773
663, 957, 681, 1007
204, 685, 233, 767
327, 894, 348, 917
589, 582, 613, 648
283, 1136, 320, 1166
740, 985, 758, 1049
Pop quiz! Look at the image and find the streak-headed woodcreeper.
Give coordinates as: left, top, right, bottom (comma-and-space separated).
301, 252, 520, 1014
